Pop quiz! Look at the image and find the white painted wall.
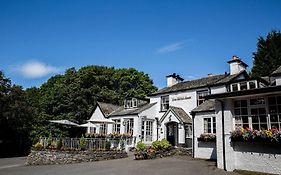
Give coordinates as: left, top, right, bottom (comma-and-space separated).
275, 76, 281, 85
233, 142, 281, 174
210, 85, 227, 94
193, 112, 217, 159
229, 62, 246, 75
88, 106, 106, 134
159, 111, 185, 144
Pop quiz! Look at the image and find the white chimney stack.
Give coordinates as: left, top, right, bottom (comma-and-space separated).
166, 73, 184, 87
227, 55, 248, 75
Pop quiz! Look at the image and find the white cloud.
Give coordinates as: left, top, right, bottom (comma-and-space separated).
13, 60, 60, 79
156, 41, 186, 54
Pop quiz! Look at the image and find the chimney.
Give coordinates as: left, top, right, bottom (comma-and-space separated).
227, 55, 248, 75
208, 73, 213, 77
166, 73, 184, 87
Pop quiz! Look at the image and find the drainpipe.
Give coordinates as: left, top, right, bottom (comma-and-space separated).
191, 113, 195, 158
156, 117, 159, 141
218, 100, 226, 171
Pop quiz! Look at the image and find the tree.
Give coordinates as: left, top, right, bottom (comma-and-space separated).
251, 30, 281, 77
31, 66, 157, 139
0, 71, 33, 157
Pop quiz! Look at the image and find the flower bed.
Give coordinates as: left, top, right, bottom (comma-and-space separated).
85, 133, 133, 139
197, 133, 216, 142
230, 127, 281, 143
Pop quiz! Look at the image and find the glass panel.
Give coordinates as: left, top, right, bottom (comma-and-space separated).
251, 109, 258, 116
242, 116, 248, 123
268, 97, 276, 105
234, 100, 241, 107
241, 108, 248, 115
259, 115, 267, 123
249, 81, 256, 89
277, 96, 281, 104
241, 100, 247, 107
252, 124, 259, 130
260, 124, 268, 130
240, 82, 247, 90
259, 108, 266, 114
252, 116, 259, 123
271, 123, 279, 130
270, 115, 278, 122
269, 105, 277, 114
234, 109, 240, 115
232, 84, 238, 91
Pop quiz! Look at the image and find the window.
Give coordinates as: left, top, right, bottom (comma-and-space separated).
113, 119, 121, 134
124, 98, 138, 109
124, 118, 134, 135
145, 120, 153, 142
203, 117, 216, 134
234, 100, 249, 128
185, 124, 192, 138
99, 124, 107, 135
232, 84, 238, 92
197, 90, 209, 106
231, 81, 257, 92
90, 127, 96, 133
161, 95, 169, 111
268, 96, 281, 130
234, 98, 269, 130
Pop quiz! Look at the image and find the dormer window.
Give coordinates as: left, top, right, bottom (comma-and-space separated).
124, 98, 138, 109
161, 95, 169, 111
231, 81, 257, 92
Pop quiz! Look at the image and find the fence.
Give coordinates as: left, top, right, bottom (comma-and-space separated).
40, 137, 136, 150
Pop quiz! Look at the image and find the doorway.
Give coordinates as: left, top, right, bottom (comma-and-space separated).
166, 122, 178, 146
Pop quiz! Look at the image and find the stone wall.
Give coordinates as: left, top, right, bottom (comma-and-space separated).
26, 149, 128, 165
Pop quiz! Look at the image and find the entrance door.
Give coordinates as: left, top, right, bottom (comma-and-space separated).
166, 122, 178, 146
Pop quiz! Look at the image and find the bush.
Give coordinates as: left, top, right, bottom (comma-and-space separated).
79, 135, 86, 150
56, 139, 62, 150
105, 140, 111, 151
136, 141, 146, 151
151, 139, 172, 151
33, 142, 43, 150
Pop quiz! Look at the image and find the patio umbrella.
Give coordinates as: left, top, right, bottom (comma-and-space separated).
79, 122, 98, 128
88, 118, 115, 124
49, 120, 79, 126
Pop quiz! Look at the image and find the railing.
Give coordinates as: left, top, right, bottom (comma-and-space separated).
40, 137, 136, 150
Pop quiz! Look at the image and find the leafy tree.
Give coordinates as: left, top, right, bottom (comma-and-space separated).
31, 66, 157, 139
0, 71, 33, 157
251, 30, 281, 77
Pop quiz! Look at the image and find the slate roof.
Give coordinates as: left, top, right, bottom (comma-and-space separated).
149, 74, 227, 96
97, 102, 120, 117
109, 103, 157, 116
271, 65, 281, 76
191, 99, 215, 114
169, 106, 192, 123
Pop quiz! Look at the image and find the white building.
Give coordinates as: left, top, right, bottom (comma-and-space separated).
192, 64, 281, 174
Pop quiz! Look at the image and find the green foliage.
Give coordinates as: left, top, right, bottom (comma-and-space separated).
33, 142, 43, 150
136, 141, 146, 151
251, 30, 281, 77
151, 139, 172, 151
105, 140, 111, 151
30, 66, 157, 140
56, 139, 63, 150
79, 135, 86, 150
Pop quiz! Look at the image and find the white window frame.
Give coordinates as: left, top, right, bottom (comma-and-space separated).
203, 117, 216, 134
112, 119, 121, 134
231, 81, 257, 92
197, 90, 209, 106
161, 95, 169, 111
99, 123, 107, 135
124, 118, 134, 135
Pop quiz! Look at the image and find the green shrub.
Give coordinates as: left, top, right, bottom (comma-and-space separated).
105, 140, 111, 151
136, 141, 146, 151
79, 135, 86, 150
151, 139, 172, 151
56, 139, 62, 150
33, 142, 43, 150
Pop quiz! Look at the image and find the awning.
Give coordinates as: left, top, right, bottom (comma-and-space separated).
88, 118, 115, 124
49, 120, 79, 126
79, 122, 98, 128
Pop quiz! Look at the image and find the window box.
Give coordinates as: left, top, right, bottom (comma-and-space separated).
197, 133, 216, 142
230, 127, 281, 143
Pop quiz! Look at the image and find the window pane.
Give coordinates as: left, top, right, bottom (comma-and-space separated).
234, 100, 241, 107
269, 105, 277, 114
277, 96, 281, 104
234, 109, 240, 115
259, 108, 266, 114
271, 123, 279, 130
232, 84, 238, 91
241, 100, 247, 107
259, 115, 267, 123
242, 116, 248, 123
268, 97, 276, 105
240, 82, 247, 90
260, 124, 268, 130
249, 81, 256, 89
270, 115, 278, 122
241, 108, 248, 115
252, 124, 259, 130
252, 116, 259, 123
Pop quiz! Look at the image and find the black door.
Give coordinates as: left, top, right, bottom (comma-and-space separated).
166, 122, 178, 146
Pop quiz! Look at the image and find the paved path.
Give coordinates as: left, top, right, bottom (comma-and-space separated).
0, 155, 238, 175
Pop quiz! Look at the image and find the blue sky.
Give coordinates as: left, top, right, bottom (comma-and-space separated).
1, 0, 281, 89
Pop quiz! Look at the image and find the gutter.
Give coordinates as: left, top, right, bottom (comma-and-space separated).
218, 100, 226, 171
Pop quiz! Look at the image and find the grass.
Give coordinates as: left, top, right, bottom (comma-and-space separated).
234, 170, 277, 175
